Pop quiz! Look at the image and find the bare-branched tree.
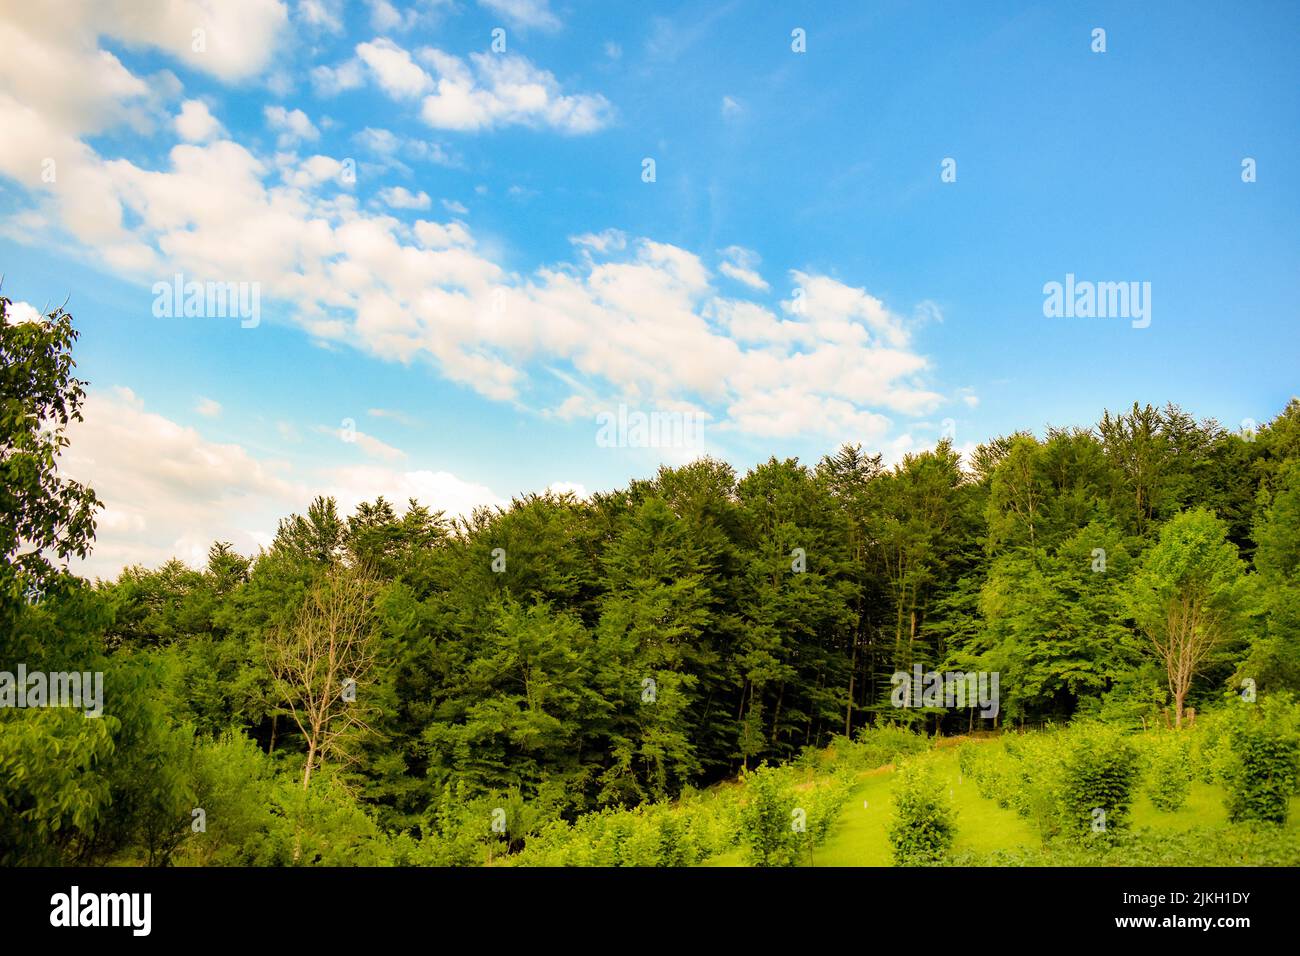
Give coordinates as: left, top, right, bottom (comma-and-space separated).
268, 565, 379, 789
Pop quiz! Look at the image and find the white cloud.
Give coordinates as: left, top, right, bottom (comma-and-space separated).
175, 100, 223, 142
264, 105, 320, 146
355, 126, 401, 154
441, 198, 468, 215
478, 0, 561, 32
366, 0, 417, 32
297, 0, 344, 33
378, 186, 432, 210
413, 218, 473, 249
721, 95, 743, 118
5, 300, 42, 324
1, 14, 945, 456
546, 481, 588, 498
353, 127, 459, 169
718, 245, 768, 291
571, 229, 627, 254
195, 396, 223, 417
0, 0, 286, 136
324, 465, 504, 522
311, 59, 365, 96
63, 387, 299, 574
357, 37, 434, 98
61, 388, 502, 576
416, 48, 612, 133
314, 424, 406, 462
406, 140, 457, 165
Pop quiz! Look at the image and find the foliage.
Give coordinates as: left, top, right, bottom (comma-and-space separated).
1220, 695, 1300, 824
887, 760, 956, 865
1141, 732, 1192, 812
1054, 723, 1140, 841
0, 294, 101, 612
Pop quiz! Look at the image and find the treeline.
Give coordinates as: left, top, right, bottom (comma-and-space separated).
9, 404, 1300, 831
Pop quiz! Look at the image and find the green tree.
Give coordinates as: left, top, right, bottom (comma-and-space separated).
1129, 509, 1249, 728
0, 294, 101, 611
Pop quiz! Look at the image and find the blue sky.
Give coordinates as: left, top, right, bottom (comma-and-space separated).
0, 0, 1296, 574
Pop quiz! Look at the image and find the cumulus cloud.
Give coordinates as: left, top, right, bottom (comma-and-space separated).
378, 186, 432, 210
175, 99, 223, 142
366, 0, 420, 32
264, 105, 320, 146
297, 0, 345, 34
1, 6, 947, 464
317, 39, 612, 133
418, 48, 612, 132
61, 388, 504, 576
311, 58, 365, 95
357, 37, 434, 98
546, 481, 588, 498
0, 0, 285, 156
7, 119, 941, 441
571, 229, 627, 255
5, 300, 43, 324
323, 465, 503, 520
413, 218, 473, 249
62, 387, 299, 574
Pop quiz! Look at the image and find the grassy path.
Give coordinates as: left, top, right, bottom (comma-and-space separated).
700, 737, 1300, 867
814, 746, 1037, 866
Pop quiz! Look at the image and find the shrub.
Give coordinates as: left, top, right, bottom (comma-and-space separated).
851, 724, 929, 769
1054, 723, 1139, 841
738, 764, 802, 867
1222, 696, 1300, 824
1006, 733, 1063, 838
887, 760, 956, 866
811, 725, 929, 776
262, 769, 394, 865
1191, 709, 1235, 784
182, 729, 277, 865
1143, 732, 1192, 812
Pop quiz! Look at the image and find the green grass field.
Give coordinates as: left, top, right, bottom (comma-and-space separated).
700, 736, 1300, 867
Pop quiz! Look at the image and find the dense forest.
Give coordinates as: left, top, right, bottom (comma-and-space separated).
3, 296, 1299, 866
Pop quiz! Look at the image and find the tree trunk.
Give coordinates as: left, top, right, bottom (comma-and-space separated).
845, 636, 857, 737
302, 737, 317, 789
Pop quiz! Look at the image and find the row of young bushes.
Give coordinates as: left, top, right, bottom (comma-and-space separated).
957, 723, 1144, 841
954, 696, 1299, 841
507, 724, 922, 866
886, 695, 1300, 866
792, 724, 930, 777
506, 762, 855, 867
